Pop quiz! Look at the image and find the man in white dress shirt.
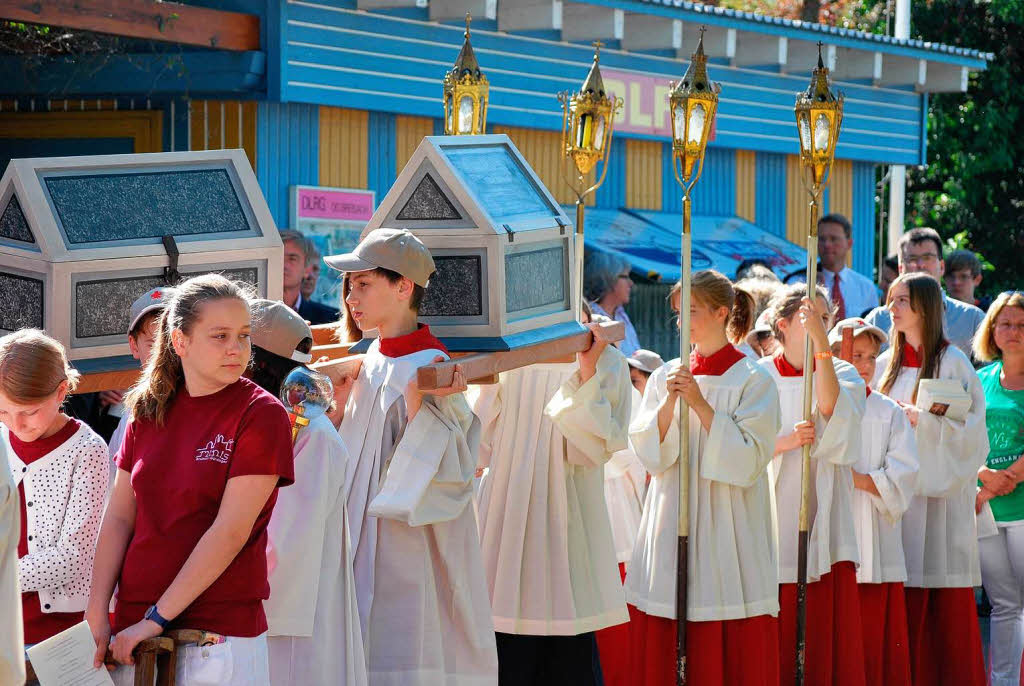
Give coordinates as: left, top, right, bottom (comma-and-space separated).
793, 213, 880, 319
865, 227, 985, 360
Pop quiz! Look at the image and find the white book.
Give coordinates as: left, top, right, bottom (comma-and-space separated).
26, 620, 114, 686
916, 378, 971, 422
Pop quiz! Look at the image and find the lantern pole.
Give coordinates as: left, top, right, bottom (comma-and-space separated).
792, 43, 843, 686
667, 28, 719, 686
558, 42, 622, 320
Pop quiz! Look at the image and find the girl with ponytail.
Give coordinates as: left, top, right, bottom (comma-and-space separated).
86, 274, 295, 686
625, 269, 782, 685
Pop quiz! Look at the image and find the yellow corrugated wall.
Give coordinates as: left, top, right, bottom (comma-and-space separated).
735, 150, 756, 222
319, 106, 368, 188
396, 115, 434, 175
625, 139, 662, 210
785, 154, 814, 249
491, 124, 592, 205
786, 155, 856, 263
189, 100, 257, 170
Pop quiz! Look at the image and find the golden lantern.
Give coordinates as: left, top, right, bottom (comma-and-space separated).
558, 41, 620, 176
791, 41, 844, 686
669, 29, 721, 189
443, 13, 489, 135
557, 41, 623, 320
794, 43, 844, 189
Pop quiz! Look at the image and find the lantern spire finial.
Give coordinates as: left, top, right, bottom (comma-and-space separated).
580, 41, 606, 97
816, 41, 825, 69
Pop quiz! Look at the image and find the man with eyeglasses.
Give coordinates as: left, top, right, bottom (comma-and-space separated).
865, 227, 986, 360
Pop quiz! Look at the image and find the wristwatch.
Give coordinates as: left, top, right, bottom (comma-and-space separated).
143, 604, 170, 630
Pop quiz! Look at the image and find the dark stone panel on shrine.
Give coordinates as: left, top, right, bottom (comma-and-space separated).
396, 174, 461, 221
45, 169, 251, 245
420, 255, 483, 317
0, 194, 35, 244
505, 244, 566, 313
74, 267, 258, 339
0, 272, 44, 331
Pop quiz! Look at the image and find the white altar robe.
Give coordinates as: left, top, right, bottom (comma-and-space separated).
473, 346, 631, 635
266, 414, 367, 686
759, 357, 865, 583
873, 346, 988, 588
340, 341, 498, 685
852, 390, 918, 584
604, 388, 647, 564
625, 356, 781, 621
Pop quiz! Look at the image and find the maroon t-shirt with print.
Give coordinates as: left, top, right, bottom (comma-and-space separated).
112, 378, 294, 637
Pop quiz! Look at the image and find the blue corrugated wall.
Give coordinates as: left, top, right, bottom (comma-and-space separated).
256, 102, 319, 228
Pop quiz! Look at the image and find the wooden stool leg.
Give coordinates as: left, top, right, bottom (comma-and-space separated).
155, 648, 177, 686
133, 652, 157, 686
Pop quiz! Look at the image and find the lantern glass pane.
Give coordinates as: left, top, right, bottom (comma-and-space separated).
687, 103, 706, 144
577, 113, 593, 149
446, 95, 454, 133
798, 113, 811, 153
672, 103, 685, 145
594, 115, 606, 151
813, 113, 830, 152
458, 96, 474, 134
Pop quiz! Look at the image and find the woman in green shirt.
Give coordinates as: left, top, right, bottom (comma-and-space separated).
974, 290, 1024, 686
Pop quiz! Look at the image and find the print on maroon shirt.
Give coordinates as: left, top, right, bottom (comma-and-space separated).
112, 378, 294, 637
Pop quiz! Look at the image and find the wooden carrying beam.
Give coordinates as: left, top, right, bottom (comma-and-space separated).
75, 369, 141, 394
0, 0, 260, 51
310, 323, 340, 347
417, 320, 625, 390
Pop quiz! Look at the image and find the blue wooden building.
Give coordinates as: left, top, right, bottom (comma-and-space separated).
0, 0, 990, 285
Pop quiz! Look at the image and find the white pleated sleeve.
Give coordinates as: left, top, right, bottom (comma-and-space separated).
369, 393, 479, 527
0, 454, 24, 686
866, 396, 918, 525
545, 346, 631, 467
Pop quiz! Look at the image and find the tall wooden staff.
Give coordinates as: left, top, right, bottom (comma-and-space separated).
792, 44, 844, 686
667, 29, 720, 685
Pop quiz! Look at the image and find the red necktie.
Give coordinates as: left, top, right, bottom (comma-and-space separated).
830, 271, 846, 320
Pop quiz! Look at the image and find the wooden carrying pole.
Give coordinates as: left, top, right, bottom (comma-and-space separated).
416, 320, 624, 390
795, 193, 821, 685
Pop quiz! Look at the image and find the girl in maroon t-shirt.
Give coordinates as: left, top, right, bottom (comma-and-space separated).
86, 274, 294, 685
0, 330, 109, 648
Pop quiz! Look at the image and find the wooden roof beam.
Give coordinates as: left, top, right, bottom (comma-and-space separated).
876, 55, 927, 88
430, 0, 497, 22
0, 0, 259, 51
832, 48, 883, 81
783, 39, 835, 74
498, 0, 562, 32
678, 24, 734, 61
621, 14, 681, 52
921, 61, 968, 93
562, 3, 623, 43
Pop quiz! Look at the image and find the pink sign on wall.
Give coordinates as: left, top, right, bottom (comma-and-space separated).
602, 69, 717, 142
295, 186, 375, 221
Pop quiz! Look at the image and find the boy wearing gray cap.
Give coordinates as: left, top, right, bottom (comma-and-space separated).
325, 228, 498, 685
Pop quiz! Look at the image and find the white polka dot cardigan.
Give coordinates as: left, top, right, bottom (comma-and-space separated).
3, 422, 109, 613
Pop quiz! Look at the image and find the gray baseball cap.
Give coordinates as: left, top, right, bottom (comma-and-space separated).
324, 228, 435, 287
626, 349, 665, 374
250, 299, 314, 364
128, 286, 176, 336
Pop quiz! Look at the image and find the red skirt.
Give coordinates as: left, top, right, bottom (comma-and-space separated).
627, 604, 779, 686
778, 561, 866, 686
904, 586, 985, 686
858, 582, 911, 686
595, 564, 631, 686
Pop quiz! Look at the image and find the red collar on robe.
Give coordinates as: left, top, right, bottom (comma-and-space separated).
772, 352, 815, 377
901, 340, 947, 369
865, 386, 872, 397
690, 344, 746, 376
378, 324, 448, 358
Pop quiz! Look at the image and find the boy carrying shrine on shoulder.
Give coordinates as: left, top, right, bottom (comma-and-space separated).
325, 228, 498, 686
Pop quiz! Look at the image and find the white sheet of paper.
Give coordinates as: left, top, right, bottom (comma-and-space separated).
26, 620, 114, 686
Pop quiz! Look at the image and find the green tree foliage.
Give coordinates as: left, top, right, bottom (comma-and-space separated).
905, 0, 1024, 295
